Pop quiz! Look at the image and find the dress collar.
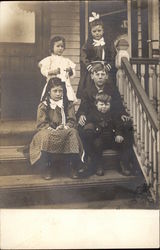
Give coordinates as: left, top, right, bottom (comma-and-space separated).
93, 37, 105, 47
43, 98, 63, 110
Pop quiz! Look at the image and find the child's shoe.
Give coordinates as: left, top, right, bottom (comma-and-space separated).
42, 161, 53, 180
119, 161, 131, 176
70, 166, 79, 179
42, 171, 53, 180
96, 166, 104, 176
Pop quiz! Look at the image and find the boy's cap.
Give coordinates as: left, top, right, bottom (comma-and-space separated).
91, 61, 109, 73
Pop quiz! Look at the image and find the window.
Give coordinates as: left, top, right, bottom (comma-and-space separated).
0, 2, 35, 43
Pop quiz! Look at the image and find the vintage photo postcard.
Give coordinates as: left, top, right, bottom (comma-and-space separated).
0, 0, 159, 248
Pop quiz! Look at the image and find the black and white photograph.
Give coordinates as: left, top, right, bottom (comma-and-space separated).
0, 0, 159, 248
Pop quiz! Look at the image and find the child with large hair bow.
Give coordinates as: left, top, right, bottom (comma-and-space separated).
77, 12, 116, 98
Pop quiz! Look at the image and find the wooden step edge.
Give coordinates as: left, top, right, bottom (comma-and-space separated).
0, 174, 143, 192
0, 146, 28, 161
0, 157, 27, 162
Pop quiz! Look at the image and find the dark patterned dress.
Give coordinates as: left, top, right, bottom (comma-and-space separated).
29, 102, 84, 165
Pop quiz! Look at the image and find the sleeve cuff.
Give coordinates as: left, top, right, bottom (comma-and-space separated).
87, 64, 92, 71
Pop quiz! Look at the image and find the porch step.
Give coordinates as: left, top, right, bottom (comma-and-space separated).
0, 146, 120, 176
0, 146, 31, 175
0, 120, 36, 146
0, 169, 143, 193
0, 170, 144, 208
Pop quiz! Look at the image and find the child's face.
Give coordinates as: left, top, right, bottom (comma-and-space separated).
49, 86, 63, 101
96, 101, 110, 113
52, 40, 64, 56
91, 70, 108, 88
91, 25, 104, 40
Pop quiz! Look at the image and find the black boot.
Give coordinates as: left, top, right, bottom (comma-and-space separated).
119, 161, 132, 176
96, 166, 104, 176
69, 154, 80, 179
42, 161, 53, 180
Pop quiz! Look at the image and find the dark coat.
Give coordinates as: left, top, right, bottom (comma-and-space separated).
77, 38, 116, 98
84, 105, 123, 137
76, 79, 128, 120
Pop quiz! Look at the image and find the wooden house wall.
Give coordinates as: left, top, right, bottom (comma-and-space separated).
49, 1, 80, 96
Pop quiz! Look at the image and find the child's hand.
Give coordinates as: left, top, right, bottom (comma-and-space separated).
56, 124, 64, 130
48, 127, 56, 132
48, 68, 60, 76
78, 115, 86, 126
64, 125, 70, 130
115, 135, 124, 143
65, 67, 73, 77
121, 115, 130, 122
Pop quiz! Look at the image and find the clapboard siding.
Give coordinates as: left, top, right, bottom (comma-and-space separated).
50, 1, 80, 98
51, 20, 80, 27
51, 26, 80, 34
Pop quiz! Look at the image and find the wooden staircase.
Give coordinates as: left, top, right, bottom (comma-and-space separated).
0, 120, 144, 207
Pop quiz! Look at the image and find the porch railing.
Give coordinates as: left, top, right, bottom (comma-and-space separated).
116, 57, 159, 202
130, 58, 160, 117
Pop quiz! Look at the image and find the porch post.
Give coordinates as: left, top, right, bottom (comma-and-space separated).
137, 0, 142, 57
127, 0, 132, 57
147, 0, 159, 58
85, 0, 88, 41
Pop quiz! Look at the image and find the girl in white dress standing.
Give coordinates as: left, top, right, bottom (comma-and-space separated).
39, 36, 77, 103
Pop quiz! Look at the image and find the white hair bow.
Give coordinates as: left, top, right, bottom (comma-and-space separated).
89, 12, 100, 23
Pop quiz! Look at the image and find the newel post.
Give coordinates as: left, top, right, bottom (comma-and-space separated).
115, 39, 130, 109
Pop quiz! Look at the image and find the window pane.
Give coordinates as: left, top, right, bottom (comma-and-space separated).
0, 2, 35, 43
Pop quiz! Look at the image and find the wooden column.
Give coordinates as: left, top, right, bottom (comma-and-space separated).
137, 0, 142, 57
127, 0, 132, 57
85, 0, 88, 41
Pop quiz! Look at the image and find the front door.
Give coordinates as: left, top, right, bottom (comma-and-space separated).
0, 2, 49, 120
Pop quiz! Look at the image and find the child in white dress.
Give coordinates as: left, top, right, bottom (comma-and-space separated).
39, 36, 77, 103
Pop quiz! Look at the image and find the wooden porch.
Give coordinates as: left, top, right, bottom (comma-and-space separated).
0, 0, 159, 207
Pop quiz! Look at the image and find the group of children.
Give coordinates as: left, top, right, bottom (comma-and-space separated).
29, 12, 134, 180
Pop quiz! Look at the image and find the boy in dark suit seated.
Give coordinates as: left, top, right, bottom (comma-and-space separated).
77, 62, 133, 176
81, 92, 132, 176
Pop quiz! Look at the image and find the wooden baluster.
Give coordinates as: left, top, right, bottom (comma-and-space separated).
148, 65, 155, 106
152, 65, 157, 109
123, 75, 128, 109
116, 69, 124, 97
121, 69, 125, 100
132, 64, 137, 75
144, 113, 149, 174
148, 121, 153, 187
136, 97, 141, 155
132, 90, 137, 144
129, 82, 133, 118
126, 78, 130, 113
140, 64, 145, 89
140, 106, 145, 165
156, 64, 160, 118
152, 129, 157, 197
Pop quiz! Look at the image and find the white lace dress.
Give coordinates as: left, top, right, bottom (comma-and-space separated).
39, 54, 77, 103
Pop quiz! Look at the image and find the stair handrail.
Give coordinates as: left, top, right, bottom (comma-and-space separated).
121, 57, 159, 131
130, 57, 159, 65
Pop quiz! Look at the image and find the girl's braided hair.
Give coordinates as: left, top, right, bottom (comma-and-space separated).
42, 77, 68, 117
